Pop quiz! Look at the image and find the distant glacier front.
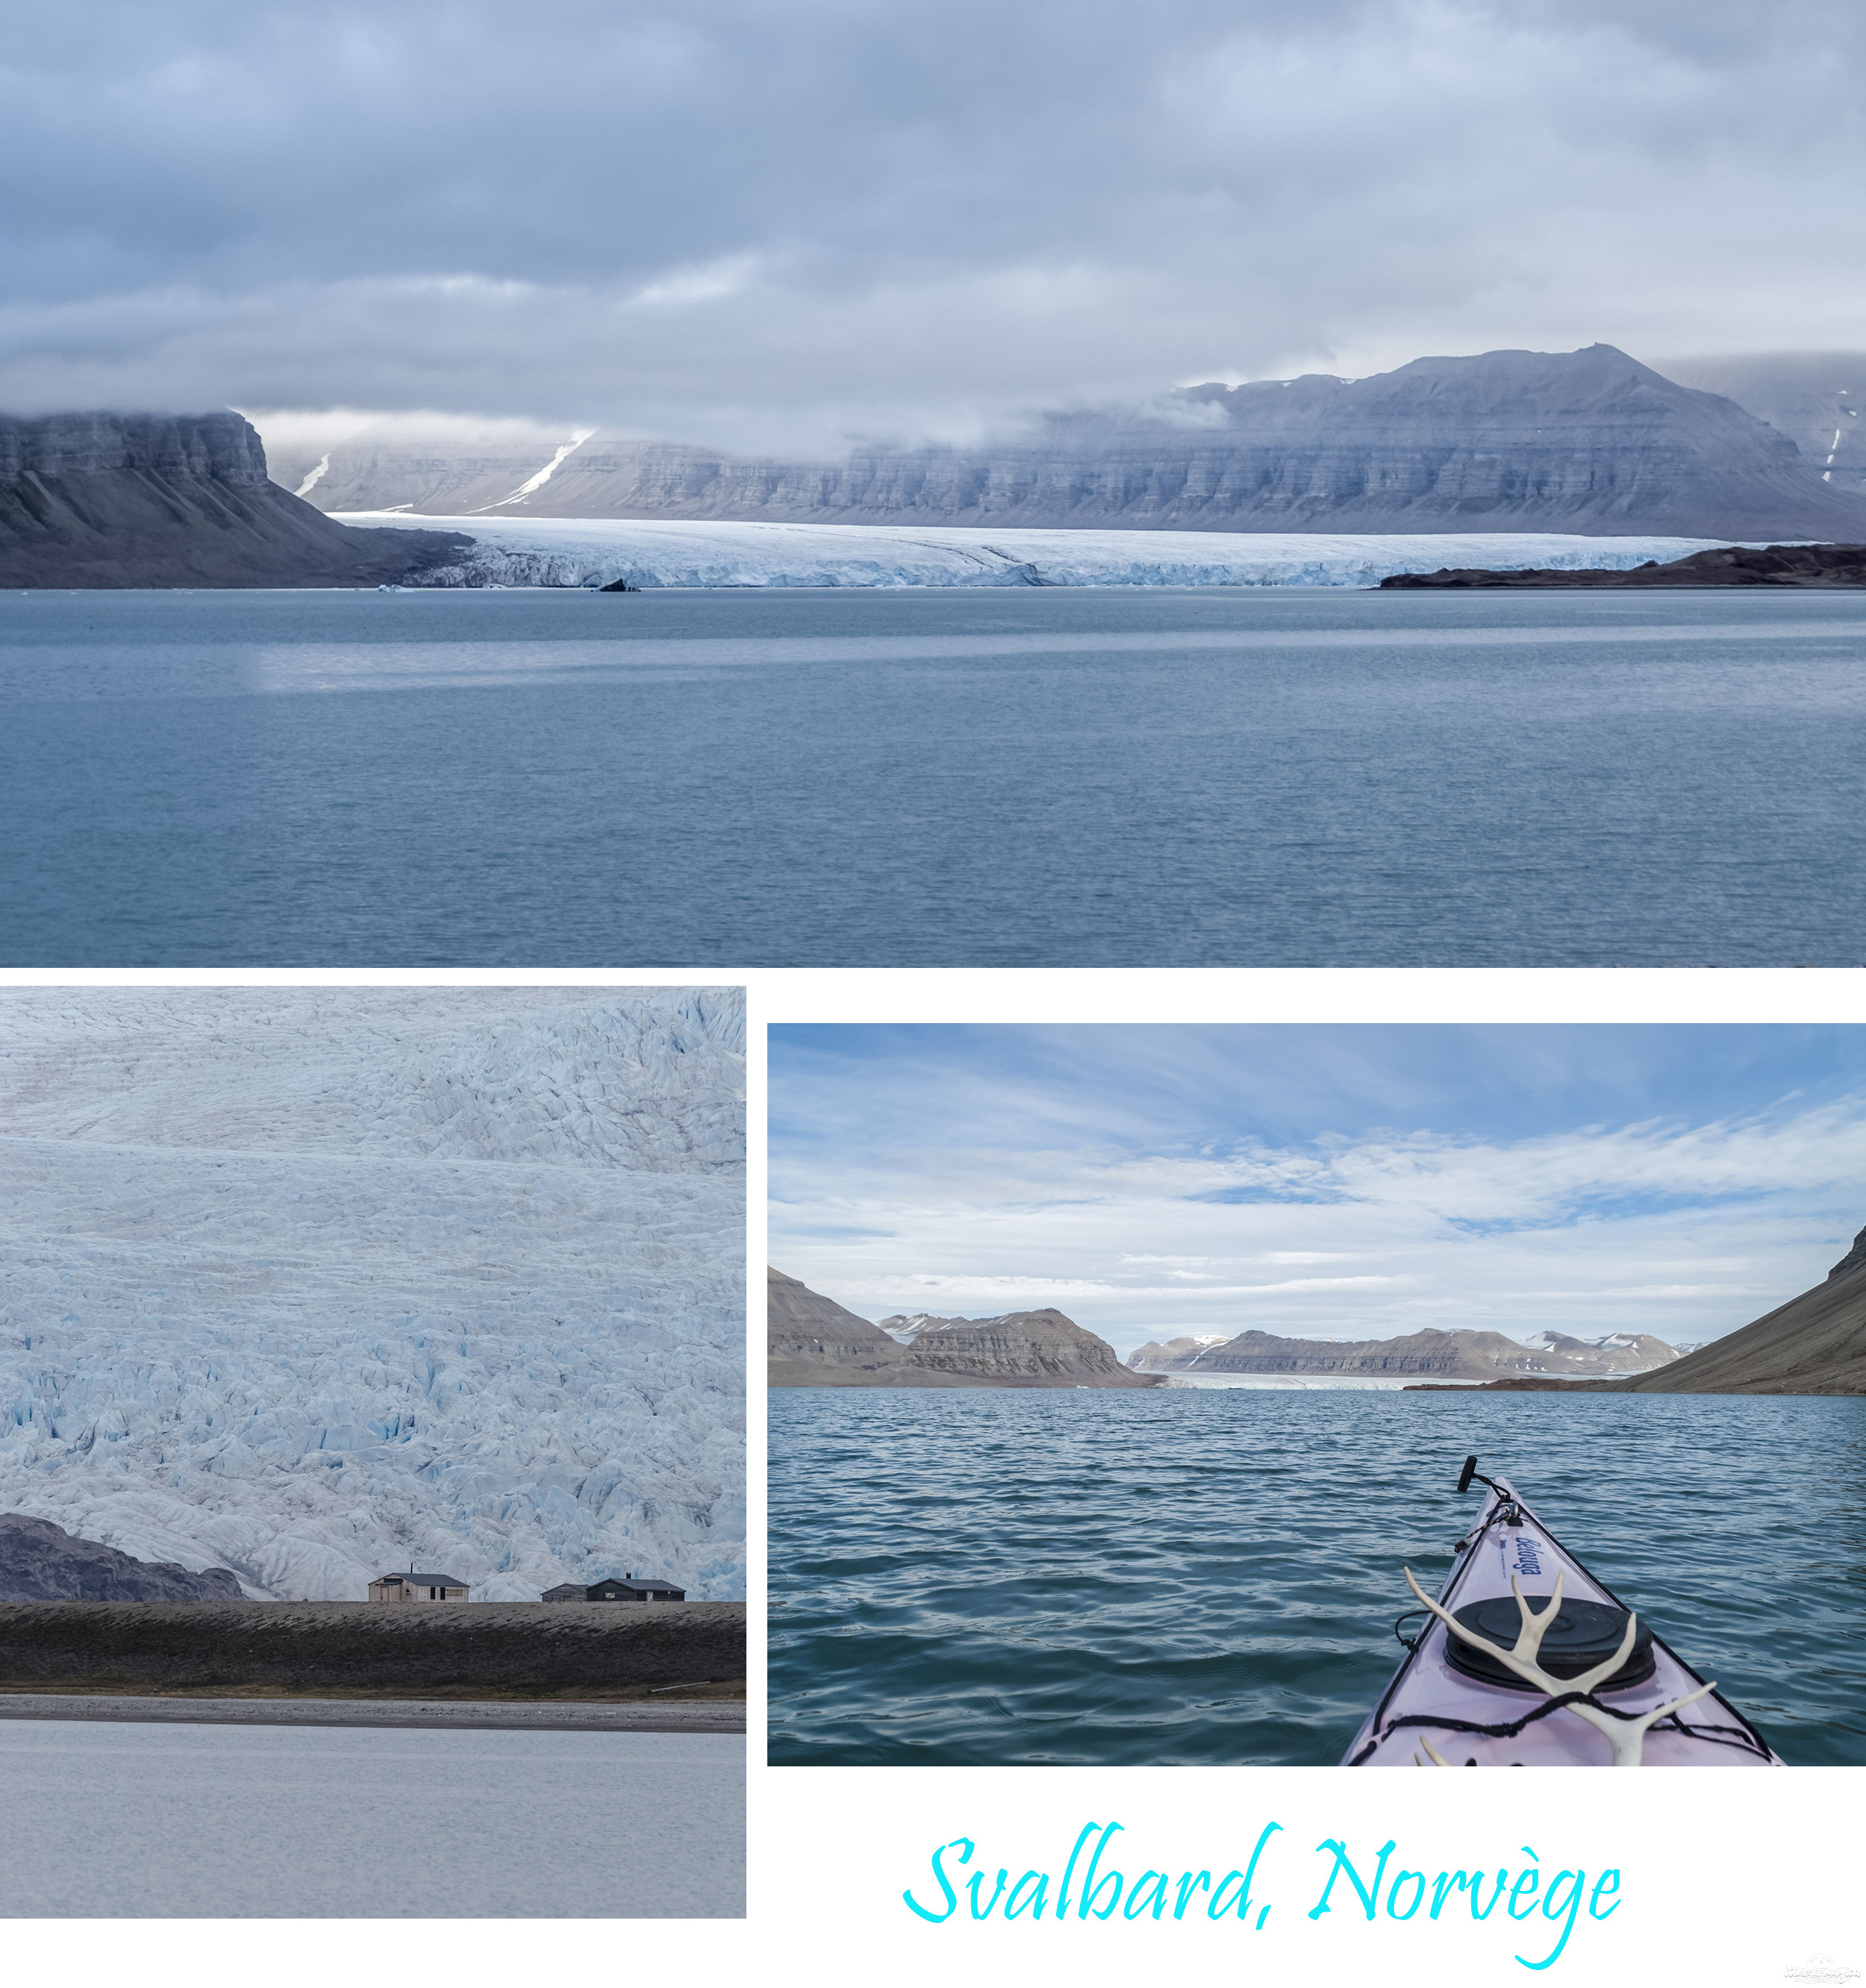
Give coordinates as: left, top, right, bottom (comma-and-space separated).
0, 988, 746, 1602
340, 514, 1735, 590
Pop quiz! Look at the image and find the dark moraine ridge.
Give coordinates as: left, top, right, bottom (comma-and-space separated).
0, 1601, 744, 1696
1381, 542, 1866, 589
0, 412, 466, 587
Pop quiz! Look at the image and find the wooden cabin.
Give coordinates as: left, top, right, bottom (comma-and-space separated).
369, 1570, 469, 1603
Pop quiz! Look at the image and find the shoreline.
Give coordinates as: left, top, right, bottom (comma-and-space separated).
0, 1690, 745, 1734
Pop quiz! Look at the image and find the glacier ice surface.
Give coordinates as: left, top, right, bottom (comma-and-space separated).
337, 513, 1739, 590
0, 988, 745, 1604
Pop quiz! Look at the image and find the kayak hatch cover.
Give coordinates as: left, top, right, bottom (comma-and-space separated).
1343, 1456, 1782, 1767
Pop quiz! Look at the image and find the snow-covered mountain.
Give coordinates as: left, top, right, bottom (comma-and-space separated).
873, 1312, 968, 1345
0, 989, 744, 1602
1517, 1330, 1680, 1371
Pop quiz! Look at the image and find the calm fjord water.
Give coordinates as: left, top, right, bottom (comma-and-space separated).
767, 1388, 1866, 1766
0, 1725, 743, 1915
5, 587, 1866, 964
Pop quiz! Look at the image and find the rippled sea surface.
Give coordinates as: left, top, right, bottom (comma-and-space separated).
768, 1387, 1866, 1766
6, 588, 1866, 964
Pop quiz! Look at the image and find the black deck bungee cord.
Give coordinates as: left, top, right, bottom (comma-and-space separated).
1350, 1678, 1774, 1765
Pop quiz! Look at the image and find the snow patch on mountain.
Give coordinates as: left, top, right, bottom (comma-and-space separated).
875, 1312, 967, 1345
0, 989, 744, 1604
475, 431, 596, 513
336, 514, 1734, 591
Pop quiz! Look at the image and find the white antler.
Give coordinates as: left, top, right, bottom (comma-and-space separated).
1402, 1566, 1717, 1767
1413, 1736, 1454, 1766
1589, 1680, 1720, 1763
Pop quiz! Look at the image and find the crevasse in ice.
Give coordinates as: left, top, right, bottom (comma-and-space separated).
0, 988, 745, 1602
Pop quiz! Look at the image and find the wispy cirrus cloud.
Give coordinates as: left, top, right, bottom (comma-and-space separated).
770, 1025, 1866, 1353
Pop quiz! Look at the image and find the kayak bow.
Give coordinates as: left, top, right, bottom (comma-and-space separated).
1344, 1455, 1781, 1767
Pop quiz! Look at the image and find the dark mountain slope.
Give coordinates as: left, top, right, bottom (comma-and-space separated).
1, 412, 466, 587
767, 1266, 911, 1381
1617, 1225, 1866, 1395
1415, 1227, 1866, 1395
0, 1513, 243, 1601
1661, 353, 1866, 501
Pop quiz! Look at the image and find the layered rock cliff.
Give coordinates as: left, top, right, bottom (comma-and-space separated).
292, 346, 1866, 541
767, 1267, 914, 1381
768, 1270, 1160, 1388
0, 411, 467, 587
884, 1308, 1155, 1384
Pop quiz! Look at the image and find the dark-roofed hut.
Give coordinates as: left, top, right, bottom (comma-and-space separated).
540, 1575, 687, 1602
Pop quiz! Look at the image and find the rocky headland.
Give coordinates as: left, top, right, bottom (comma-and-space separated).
1380, 542, 1866, 589
0, 411, 467, 587
768, 1268, 1161, 1388
290, 346, 1866, 543
1406, 1225, 1866, 1396
1127, 1327, 1680, 1383
0, 1514, 244, 1603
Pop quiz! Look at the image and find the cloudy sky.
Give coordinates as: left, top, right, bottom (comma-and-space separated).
768, 1025, 1866, 1355
2, 1, 1862, 451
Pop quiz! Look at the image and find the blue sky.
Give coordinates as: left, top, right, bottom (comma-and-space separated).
769, 1025, 1866, 1354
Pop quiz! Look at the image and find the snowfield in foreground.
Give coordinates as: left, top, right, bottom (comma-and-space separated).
339, 514, 1734, 590
0, 989, 745, 1602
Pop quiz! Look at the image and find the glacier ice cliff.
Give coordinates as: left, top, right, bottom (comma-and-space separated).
338, 515, 1738, 591
0, 988, 745, 1602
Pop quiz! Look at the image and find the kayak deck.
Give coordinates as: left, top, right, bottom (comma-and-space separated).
1344, 1474, 1779, 1766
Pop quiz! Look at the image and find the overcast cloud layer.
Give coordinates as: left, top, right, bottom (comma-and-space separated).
769, 1026, 1866, 1355
3, 1, 1864, 451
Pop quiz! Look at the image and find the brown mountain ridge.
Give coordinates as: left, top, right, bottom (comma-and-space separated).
1129, 1327, 1679, 1381
767, 1269, 1161, 1389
